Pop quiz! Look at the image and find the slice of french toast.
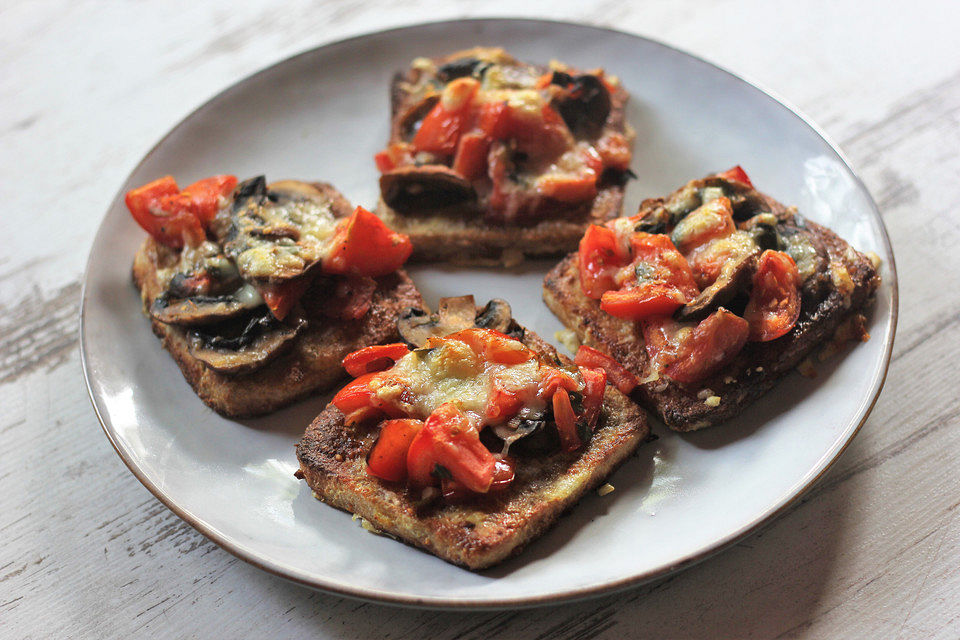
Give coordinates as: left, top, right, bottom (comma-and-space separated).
131, 179, 424, 418
543, 172, 881, 431
374, 47, 633, 266
295, 299, 649, 569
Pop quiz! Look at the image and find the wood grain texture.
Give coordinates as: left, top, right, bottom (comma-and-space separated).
2, 0, 959, 638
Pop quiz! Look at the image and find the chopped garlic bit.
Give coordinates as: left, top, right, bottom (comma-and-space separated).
697, 388, 714, 400
723, 375, 736, 384
598, 483, 615, 496
866, 251, 883, 270
704, 395, 721, 407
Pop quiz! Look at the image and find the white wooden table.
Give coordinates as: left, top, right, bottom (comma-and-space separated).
3, 1, 959, 637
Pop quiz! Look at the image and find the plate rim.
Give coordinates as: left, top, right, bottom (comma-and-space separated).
79, 16, 899, 610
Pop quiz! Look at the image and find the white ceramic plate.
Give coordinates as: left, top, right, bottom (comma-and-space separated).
81, 18, 897, 608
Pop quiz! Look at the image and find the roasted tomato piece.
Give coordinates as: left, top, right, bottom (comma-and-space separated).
578, 366, 607, 430
600, 284, 688, 321
125, 176, 205, 249
478, 100, 510, 139
625, 232, 700, 299
260, 277, 310, 321
332, 372, 381, 414
437, 328, 534, 365
595, 131, 632, 171
406, 403, 496, 493
670, 196, 736, 255
452, 131, 491, 180
441, 457, 515, 501
552, 388, 581, 452
486, 377, 524, 423
367, 419, 424, 483
176, 175, 238, 226
412, 77, 479, 155
744, 250, 801, 342
578, 224, 626, 299
323, 206, 413, 277
716, 165, 753, 188
342, 343, 410, 377
537, 172, 597, 203
644, 309, 749, 384
538, 366, 580, 400
574, 345, 639, 394
374, 142, 415, 173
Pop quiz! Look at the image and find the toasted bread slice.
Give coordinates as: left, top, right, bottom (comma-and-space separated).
374, 48, 632, 266
131, 179, 424, 418
543, 177, 880, 431
375, 186, 625, 266
295, 317, 649, 569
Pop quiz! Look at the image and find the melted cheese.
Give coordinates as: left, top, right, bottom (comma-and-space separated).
227, 197, 339, 280
372, 340, 552, 426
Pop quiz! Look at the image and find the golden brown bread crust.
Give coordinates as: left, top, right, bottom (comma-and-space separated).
295, 326, 650, 569
375, 186, 624, 266
376, 52, 632, 266
543, 205, 880, 432
132, 241, 424, 419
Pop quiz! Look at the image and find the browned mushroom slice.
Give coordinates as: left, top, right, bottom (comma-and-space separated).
150, 283, 264, 326
186, 312, 305, 375
473, 299, 513, 333
676, 249, 759, 323
397, 94, 439, 141
397, 295, 517, 348
214, 176, 340, 282
380, 165, 477, 214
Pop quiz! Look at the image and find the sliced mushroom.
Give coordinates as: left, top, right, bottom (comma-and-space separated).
397, 94, 439, 141
550, 72, 612, 138
380, 165, 477, 214
266, 180, 326, 204
397, 296, 518, 347
473, 299, 513, 333
676, 249, 759, 323
150, 282, 264, 326
187, 311, 305, 375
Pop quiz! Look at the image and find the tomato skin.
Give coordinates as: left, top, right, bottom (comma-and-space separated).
552, 389, 581, 452
322, 206, 413, 277
574, 345, 639, 394
744, 250, 801, 342
578, 366, 607, 429
452, 131, 491, 180
578, 224, 626, 299
626, 233, 700, 300
260, 277, 310, 321
479, 100, 511, 139
125, 176, 206, 249
437, 328, 534, 365
538, 367, 580, 400
716, 165, 753, 188
485, 378, 523, 423
342, 343, 410, 378
367, 419, 424, 483
537, 172, 597, 203
644, 309, 749, 384
406, 403, 496, 494
442, 457, 515, 501
413, 78, 479, 155
176, 175, 237, 225
332, 372, 382, 414
600, 284, 687, 320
